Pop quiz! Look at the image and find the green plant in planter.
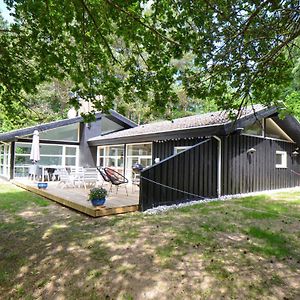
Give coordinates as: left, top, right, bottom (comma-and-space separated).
88, 187, 108, 201
88, 187, 108, 207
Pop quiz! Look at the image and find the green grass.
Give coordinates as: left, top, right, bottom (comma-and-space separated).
0, 182, 300, 299
246, 226, 293, 258
0, 183, 49, 213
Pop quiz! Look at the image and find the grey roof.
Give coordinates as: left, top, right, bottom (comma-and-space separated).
88, 105, 276, 145
0, 110, 136, 142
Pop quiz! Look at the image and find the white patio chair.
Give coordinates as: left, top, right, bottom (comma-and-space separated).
57, 168, 75, 188
28, 164, 41, 181
70, 167, 85, 188
83, 168, 99, 189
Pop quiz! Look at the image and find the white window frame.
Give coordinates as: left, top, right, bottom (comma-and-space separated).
125, 142, 152, 166
174, 146, 191, 155
0, 143, 11, 178
97, 144, 125, 173
275, 151, 287, 169
125, 142, 152, 182
14, 142, 79, 167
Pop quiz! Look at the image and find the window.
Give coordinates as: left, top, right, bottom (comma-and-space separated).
0, 143, 10, 178
101, 117, 125, 135
265, 118, 293, 142
275, 151, 287, 168
243, 121, 263, 137
14, 142, 78, 177
97, 143, 152, 183
174, 146, 191, 155
97, 145, 124, 174
38, 123, 79, 142
125, 143, 152, 182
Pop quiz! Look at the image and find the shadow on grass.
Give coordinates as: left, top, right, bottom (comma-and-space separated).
0, 184, 300, 299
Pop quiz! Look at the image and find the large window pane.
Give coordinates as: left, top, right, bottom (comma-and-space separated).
243, 121, 263, 136
65, 157, 76, 166
15, 143, 31, 155
15, 156, 31, 165
101, 117, 124, 135
127, 144, 152, 156
108, 145, 124, 156
65, 147, 77, 155
39, 156, 62, 165
38, 123, 79, 141
40, 145, 63, 155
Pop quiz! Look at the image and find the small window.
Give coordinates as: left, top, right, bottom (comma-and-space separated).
276, 151, 287, 168
243, 121, 263, 137
174, 146, 191, 155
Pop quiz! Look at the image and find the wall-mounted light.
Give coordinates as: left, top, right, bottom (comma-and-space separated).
292, 151, 299, 157
234, 128, 244, 135
247, 148, 256, 155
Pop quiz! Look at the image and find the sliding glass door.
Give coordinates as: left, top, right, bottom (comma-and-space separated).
97, 143, 152, 183
125, 143, 152, 182
97, 145, 124, 174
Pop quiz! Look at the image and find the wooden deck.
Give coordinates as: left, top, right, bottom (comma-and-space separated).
13, 179, 140, 217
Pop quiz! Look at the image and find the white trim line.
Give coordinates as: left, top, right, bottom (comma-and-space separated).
241, 133, 295, 144
213, 136, 222, 198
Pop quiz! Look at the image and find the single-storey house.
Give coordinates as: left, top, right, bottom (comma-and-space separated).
1, 104, 300, 211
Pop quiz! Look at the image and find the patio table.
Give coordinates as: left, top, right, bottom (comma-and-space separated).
40, 165, 60, 182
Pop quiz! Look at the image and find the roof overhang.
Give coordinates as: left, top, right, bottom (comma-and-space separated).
88, 124, 226, 146
224, 106, 278, 134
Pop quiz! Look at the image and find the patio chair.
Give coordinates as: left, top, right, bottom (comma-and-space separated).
57, 168, 75, 188
28, 164, 41, 181
70, 167, 85, 188
104, 167, 129, 196
83, 168, 99, 189
96, 166, 111, 188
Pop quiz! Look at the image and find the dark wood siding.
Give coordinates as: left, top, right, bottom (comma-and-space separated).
152, 137, 205, 162
221, 135, 300, 195
140, 139, 218, 211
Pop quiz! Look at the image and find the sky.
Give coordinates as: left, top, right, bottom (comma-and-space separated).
0, 0, 14, 23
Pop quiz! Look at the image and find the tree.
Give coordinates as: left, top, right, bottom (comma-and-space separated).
1, 0, 300, 119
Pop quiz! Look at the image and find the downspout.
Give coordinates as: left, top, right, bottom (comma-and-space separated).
213, 136, 222, 198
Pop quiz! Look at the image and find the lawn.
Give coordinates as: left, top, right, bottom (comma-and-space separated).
0, 181, 300, 299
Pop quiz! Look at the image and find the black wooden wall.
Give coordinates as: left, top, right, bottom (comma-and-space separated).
221, 135, 300, 195
152, 137, 205, 162
140, 139, 218, 211
139, 134, 300, 211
